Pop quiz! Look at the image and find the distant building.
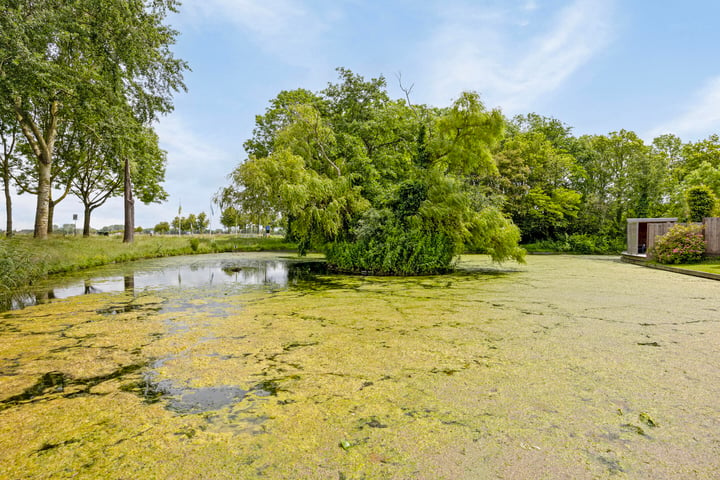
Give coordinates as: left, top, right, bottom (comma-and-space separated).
625, 217, 720, 258
625, 218, 677, 256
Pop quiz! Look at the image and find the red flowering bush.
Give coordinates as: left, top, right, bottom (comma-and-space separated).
652, 224, 706, 264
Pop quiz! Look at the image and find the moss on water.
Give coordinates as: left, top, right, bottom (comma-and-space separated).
1, 254, 720, 478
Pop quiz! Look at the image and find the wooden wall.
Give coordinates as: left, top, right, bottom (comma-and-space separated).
705, 217, 720, 255
647, 223, 675, 258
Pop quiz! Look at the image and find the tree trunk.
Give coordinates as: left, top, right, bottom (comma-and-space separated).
34, 158, 52, 239
46, 198, 55, 235
15, 100, 59, 240
3, 166, 11, 237
83, 205, 92, 237
123, 157, 134, 243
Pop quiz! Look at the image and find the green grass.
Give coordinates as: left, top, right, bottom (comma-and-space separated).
667, 261, 720, 275
0, 234, 297, 290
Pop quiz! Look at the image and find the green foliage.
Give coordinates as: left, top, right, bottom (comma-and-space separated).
189, 237, 200, 252
524, 234, 625, 255
685, 185, 716, 222
224, 69, 522, 274
0, 240, 46, 292
652, 224, 706, 264
325, 224, 455, 275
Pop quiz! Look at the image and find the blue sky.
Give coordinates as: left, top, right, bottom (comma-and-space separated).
7, 0, 720, 231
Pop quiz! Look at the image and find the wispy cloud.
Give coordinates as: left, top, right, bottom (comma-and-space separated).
646, 76, 720, 141
178, 0, 332, 67
422, 0, 615, 112
149, 115, 234, 224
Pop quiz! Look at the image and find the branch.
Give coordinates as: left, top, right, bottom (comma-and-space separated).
396, 72, 418, 118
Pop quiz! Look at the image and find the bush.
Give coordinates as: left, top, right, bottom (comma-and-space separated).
325, 225, 456, 275
189, 237, 200, 252
523, 234, 624, 255
686, 185, 716, 222
652, 224, 705, 264
0, 240, 47, 292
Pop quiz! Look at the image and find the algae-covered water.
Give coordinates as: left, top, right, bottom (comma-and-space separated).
1, 253, 719, 479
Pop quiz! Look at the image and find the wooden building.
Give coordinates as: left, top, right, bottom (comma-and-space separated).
625, 218, 677, 256
626, 217, 720, 258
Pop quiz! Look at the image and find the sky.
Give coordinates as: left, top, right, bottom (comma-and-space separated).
6, 0, 720, 232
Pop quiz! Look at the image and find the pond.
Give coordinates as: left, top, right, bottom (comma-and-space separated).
1, 253, 719, 479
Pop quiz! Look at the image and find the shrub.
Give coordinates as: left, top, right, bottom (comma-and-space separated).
523, 234, 625, 255
686, 185, 716, 222
189, 237, 200, 252
325, 224, 456, 275
652, 224, 705, 264
0, 240, 47, 292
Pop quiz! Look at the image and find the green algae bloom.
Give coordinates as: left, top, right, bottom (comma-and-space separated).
1, 253, 720, 478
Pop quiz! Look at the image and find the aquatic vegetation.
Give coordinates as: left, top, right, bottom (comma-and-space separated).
1, 254, 720, 478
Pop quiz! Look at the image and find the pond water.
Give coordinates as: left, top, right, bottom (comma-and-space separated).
1, 253, 719, 479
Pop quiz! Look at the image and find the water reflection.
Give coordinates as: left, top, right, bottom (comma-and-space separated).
0, 255, 327, 312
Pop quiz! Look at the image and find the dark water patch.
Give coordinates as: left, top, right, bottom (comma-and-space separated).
0, 364, 147, 410
254, 380, 282, 396
134, 377, 286, 414
620, 423, 646, 436
168, 386, 248, 414
34, 438, 81, 454
0, 371, 67, 408
364, 418, 388, 429
637, 341, 661, 347
283, 341, 319, 351
596, 454, 625, 474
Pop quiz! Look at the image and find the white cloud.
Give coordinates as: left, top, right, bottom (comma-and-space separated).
422, 0, 615, 113
149, 115, 235, 228
178, 0, 332, 67
646, 76, 720, 141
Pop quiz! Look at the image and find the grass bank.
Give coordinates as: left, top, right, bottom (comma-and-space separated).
0, 234, 297, 291
665, 261, 720, 275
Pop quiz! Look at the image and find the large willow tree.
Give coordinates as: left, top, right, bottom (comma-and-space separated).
220, 69, 524, 274
0, 0, 186, 239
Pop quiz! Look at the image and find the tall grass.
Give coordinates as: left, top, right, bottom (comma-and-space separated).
0, 239, 47, 293
0, 234, 297, 291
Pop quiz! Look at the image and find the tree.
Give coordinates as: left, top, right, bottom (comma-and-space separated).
220, 207, 242, 232
686, 185, 716, 222
195, 212, 209, 233
225, 70, 523, 274
171, 216, 183, 234
0, 107, 19, 236
491, 120, 582, 242
571, 130, 656, 236
154, 221, 170, 234
121, 120, 169, 243
0, 0, 186, 239
184, 214, 197, 234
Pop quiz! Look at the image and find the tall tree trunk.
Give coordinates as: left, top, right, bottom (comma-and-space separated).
3, 166, 11, 237
123, 157, 134, 243
83, 205, 92, 237
34, 158, 52, 238
15, 99, 59, 240
46, 197, 55, 235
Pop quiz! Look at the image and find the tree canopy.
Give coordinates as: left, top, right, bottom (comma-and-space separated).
221, 69, 524, 274
0, 0, 186, 239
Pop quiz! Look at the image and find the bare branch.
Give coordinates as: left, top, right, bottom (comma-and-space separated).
396, 72, 418, 117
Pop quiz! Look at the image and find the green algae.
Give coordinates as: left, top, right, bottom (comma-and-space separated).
1, 254, 720, 478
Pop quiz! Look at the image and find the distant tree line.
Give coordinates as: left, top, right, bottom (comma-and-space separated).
0, 0, 187, 241
217, 69, 720, 273
154, 212, 210, 235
